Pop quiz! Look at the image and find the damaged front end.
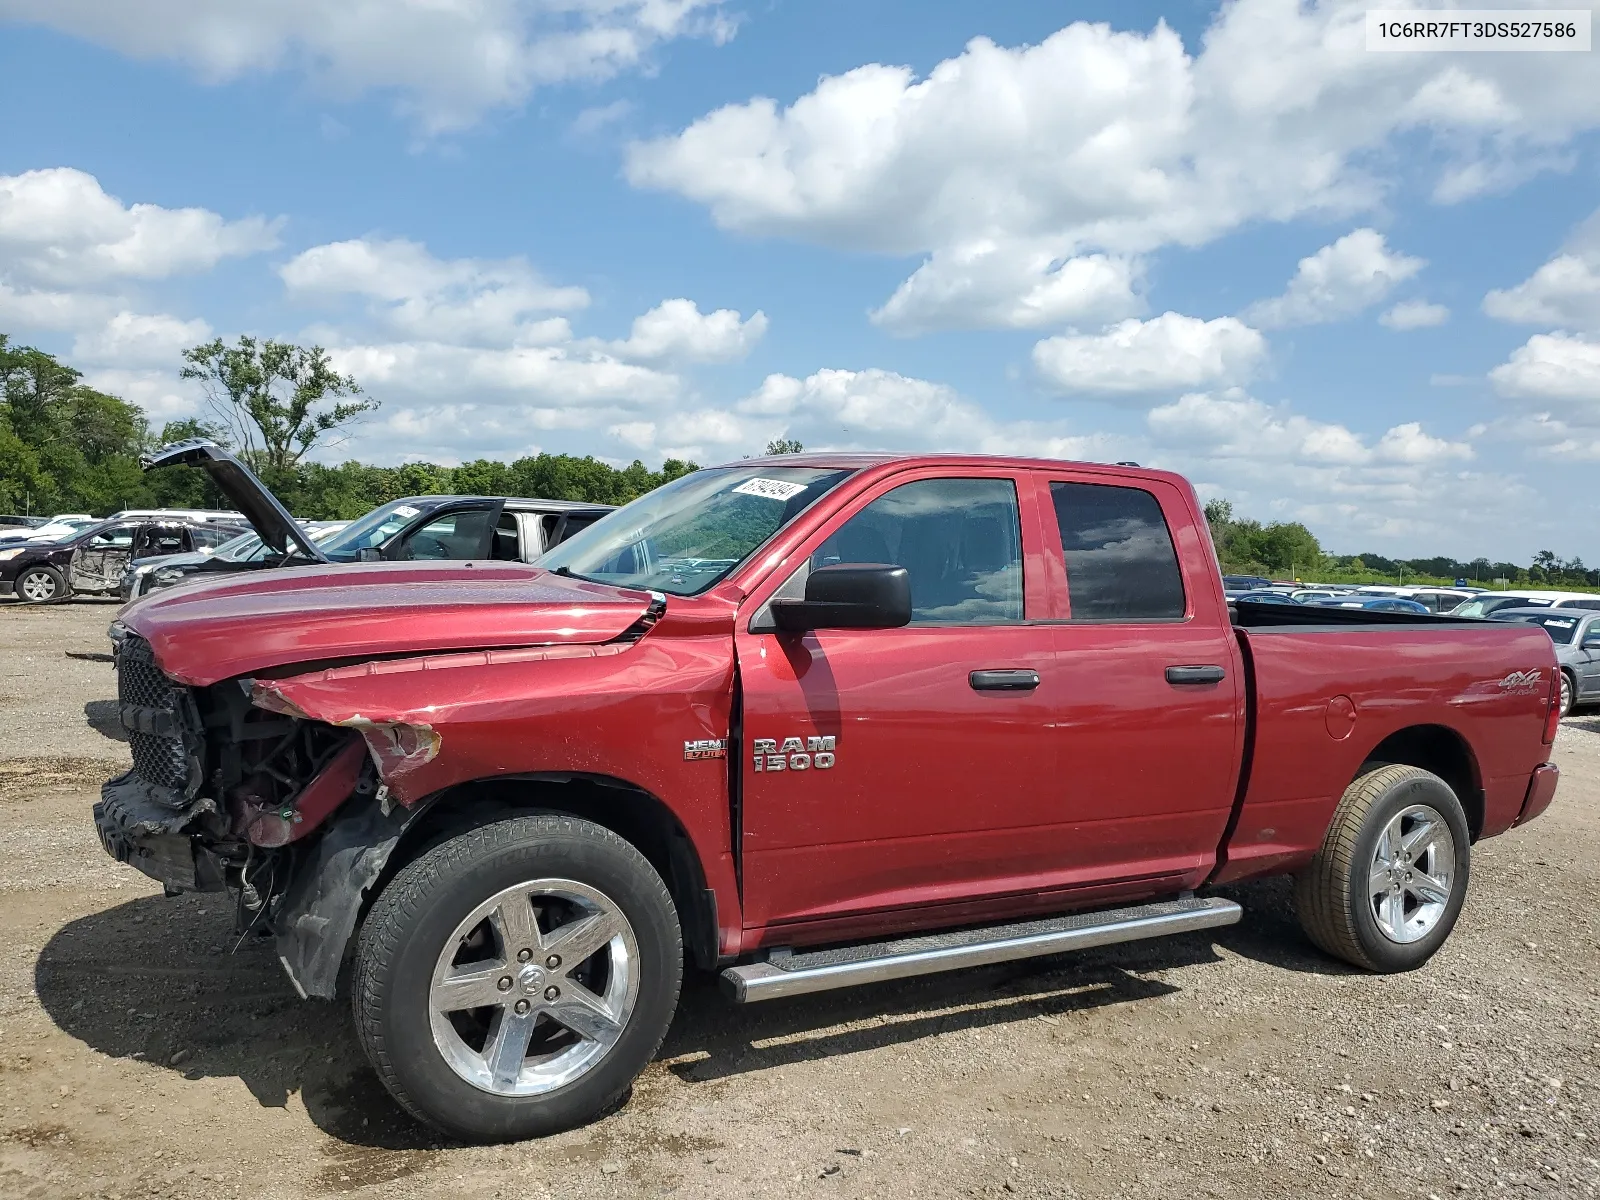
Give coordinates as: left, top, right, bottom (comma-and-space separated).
96, 632, 410, 998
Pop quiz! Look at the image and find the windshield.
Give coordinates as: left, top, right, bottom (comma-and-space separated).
318, 499, 439, 562
538, 465, 856, 596
1516, 614, 1580, 644
213, 531, 265, 562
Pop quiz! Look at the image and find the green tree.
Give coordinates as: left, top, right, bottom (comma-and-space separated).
180, 336, 376, 476
765, 437, 804, 455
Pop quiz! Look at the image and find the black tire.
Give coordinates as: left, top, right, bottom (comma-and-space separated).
1294, 763, 1470, 973
352, 814, 682, 1143
15, 564, 69, 604
1559, 669, 1575, 718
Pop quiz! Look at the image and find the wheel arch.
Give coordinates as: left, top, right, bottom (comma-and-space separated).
375, 772, 721, 972
1361, 724, 1484, 839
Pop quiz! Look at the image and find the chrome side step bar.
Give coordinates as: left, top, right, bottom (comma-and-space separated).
720, 895, 1241, 1003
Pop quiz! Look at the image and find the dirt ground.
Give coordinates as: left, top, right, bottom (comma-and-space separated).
1, 601, 1596, 1200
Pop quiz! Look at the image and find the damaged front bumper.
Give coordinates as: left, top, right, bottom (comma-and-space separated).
95, 772, 227, 893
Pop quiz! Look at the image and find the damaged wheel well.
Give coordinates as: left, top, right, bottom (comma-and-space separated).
369, 773, 720, 972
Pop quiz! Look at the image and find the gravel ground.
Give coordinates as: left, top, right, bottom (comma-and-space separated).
1, 602, 1597, 1200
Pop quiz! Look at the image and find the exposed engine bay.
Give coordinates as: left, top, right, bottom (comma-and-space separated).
96, 630, 389, 990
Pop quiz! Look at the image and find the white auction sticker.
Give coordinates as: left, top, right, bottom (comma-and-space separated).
732, 478, 808, 501
393, 504, 420, 517
1367, 9, 1590, 50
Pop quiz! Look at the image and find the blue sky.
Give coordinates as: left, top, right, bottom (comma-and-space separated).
1, 0, 1597, 564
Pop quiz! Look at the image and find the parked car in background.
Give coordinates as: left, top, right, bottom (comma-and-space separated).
1489, 607, 1600, 716
107, 507, 248, 525
143, 441, 616, 576
0, 516, 249, 603
1222, 574, 1273, 591
0, 514, 97, 546
1231, 590, 1302, 605
1450, 591, 1600, 619
0, 514, 46, 530
1354, 586, 1474, 614
120, 521, 350, 602
1290, 589, 1343, 603
1313, 597, 1433, 614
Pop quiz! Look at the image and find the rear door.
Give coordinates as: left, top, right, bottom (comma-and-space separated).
69, 523, 137, 590
736, 468, 1061, 932
1041, 473, 1244, 888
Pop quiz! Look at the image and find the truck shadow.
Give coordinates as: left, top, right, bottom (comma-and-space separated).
34, 884, 1307, 1150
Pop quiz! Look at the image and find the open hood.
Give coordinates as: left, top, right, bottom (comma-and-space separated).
142, 439, 327, 565
121, 560, 660, 685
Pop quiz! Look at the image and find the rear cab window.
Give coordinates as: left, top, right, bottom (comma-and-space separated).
1049, 481, 1186, 621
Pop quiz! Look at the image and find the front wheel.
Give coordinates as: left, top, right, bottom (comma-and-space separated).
16, 564, 68, 604
352, 814, 683, 1142
1559, 670, 1574, 718
1295, 763, 1470, 973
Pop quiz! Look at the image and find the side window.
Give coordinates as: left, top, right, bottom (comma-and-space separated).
812, 478, 1023, 625
1051, 481, 1186, 621
395, 509, 496, 560
554, 513, 604, 545
490, 513, 520, 561
89, 527, 135, 550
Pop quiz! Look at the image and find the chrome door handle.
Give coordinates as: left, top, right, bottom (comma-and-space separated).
1166, 665, 1226, 685
970, 669, 1040, 691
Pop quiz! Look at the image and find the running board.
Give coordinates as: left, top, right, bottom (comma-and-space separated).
720, 895, 1241, 1003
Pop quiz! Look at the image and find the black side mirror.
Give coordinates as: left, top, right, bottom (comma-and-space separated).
357, 547, 381, 563
770, 564, 912, 633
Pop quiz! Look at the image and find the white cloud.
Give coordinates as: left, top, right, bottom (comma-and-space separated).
625, 3, 1600, 332
607, 298, 767, 362
281, 237, 587, 347
0, 0, 737, 133
1483, 209, 1600, 332
0, 167, 278, 287
871, 247, 1141, 334
1245, 229, 1424, 328
1032, 312, 1266, 396
1380, 299, 1449, 330
1489, 332, 1600, 408
71, 311, 212, 366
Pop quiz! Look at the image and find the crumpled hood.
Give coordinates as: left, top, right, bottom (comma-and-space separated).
122, 561, 658, 685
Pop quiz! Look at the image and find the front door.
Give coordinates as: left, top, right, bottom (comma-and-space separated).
1578, 618, 1600, 699
736, 471, 1062, 934
69, 523, 138, 592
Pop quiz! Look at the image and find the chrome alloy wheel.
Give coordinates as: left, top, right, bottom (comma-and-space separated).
19, 570, 58, 602
1560, 672, 1573, 718
1368, 804, 1456, 944
429, 878, 639, 1096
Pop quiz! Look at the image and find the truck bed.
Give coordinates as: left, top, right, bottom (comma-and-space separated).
1212, 610, 1556, 885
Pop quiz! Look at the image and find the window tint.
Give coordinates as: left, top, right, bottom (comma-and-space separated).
490, 513, 521, 561
812, 478, 1023, 625
397, 508, 496, 560
1051, 482, 1185, 620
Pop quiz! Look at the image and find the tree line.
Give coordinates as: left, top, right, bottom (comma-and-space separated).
0, 334, 699, 521
1204, 499, 1599, 589
3, 330, 1590, 588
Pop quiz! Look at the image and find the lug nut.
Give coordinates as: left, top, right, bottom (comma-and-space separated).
544, 985, 560, 1001
513, 998, 531, 1014
545, 954, 561, 969
497, 976, 513, 991
517, 948, 533, 963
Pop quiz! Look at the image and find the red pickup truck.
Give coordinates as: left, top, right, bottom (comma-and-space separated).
98, 453, 1561, 1143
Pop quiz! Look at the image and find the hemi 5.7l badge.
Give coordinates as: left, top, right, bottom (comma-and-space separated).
753, 736, 836, 772
684, 739, 728, 761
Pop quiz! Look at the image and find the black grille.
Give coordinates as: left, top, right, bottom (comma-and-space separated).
118, 635, 193, 793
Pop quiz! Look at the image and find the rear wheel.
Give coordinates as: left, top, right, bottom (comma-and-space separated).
1295, 763, 1470, 972
16, 565, 68, 604
352, 814, 682, 1143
